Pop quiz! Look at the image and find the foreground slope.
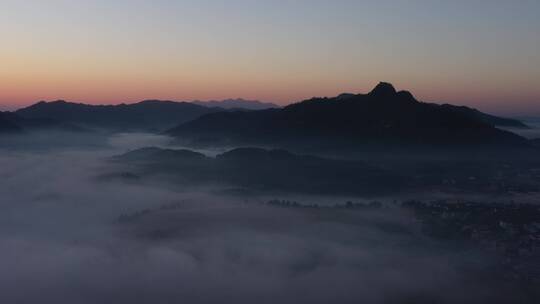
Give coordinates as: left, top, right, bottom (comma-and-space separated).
113, 145, 540, 196
115, 147, 407, 195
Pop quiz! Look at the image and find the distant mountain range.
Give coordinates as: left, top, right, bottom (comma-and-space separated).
0, 111, 87, 133
11, 98, 278, 132
167, 82, 529, 148
1, 85, 531, 148
0, 112, 23, 133
14, 99, 221, 132
192, 98, 279, 110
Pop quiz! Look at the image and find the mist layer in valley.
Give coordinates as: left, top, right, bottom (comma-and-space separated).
0, 130, 539, 304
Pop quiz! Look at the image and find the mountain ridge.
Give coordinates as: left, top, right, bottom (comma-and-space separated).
13, 98, 280, 131
167, 82, 529, 149
15, 99, 221, 132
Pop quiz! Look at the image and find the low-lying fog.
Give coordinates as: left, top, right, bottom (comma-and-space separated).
0, 132, 537, 304
500, 117, 540, 139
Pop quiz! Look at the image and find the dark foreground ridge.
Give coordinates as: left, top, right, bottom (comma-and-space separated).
113, 146, 408, 195
112, 146, 540, 196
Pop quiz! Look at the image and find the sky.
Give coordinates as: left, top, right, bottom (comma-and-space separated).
0, 0, 539, 115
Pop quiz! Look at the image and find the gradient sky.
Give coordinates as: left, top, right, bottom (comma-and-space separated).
1, 0, 539, 115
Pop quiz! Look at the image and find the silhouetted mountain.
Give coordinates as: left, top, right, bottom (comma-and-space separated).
16, 99, 222, 132
438, 104, 529, 129
192, 98, 279, 110
167, 82, 528, 149
0, 112, 23, 133
1, 111, 84, 133
115, 147, 406, 195
3, 111, 90, 133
